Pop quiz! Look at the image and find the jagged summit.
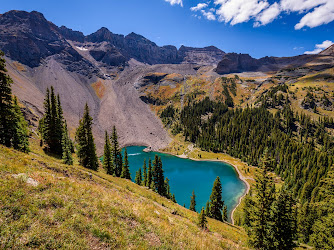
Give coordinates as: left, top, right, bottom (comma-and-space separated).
0, 10, 226, 67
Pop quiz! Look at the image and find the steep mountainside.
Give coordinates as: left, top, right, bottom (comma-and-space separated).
0, 137, 247, 249
1, 9, 334, 153
215, 52, 334, 74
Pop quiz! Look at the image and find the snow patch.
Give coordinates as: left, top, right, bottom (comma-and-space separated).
76, 46, 88, 51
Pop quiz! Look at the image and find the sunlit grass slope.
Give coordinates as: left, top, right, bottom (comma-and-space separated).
0, 137, 248, 249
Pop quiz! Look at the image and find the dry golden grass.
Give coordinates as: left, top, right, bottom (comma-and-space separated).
0, 136, 248, 249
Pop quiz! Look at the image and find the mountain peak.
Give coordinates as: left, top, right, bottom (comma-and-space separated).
320, 44, 334, 56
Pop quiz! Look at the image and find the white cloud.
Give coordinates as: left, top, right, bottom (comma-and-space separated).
294, 1, 334, 29
214, 0, 269, 25
191, 3, 208, 12
183, 0, 334, 29
255, 2, 281, 26
304, 40, 334, 54
280, 0, 326, 12
201, 10, 217, 20
165, 0, 183, 7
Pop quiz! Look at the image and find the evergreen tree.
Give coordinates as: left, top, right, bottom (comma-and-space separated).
171, 194, 177, 203
243, 191, 254, 227
55, 94, 64, 154
39, 87, 64, 155
11, 97, 29, 152
103, 131, 113, 175
0, 51, 13, 147
142, 159, 147, 186
121, 147, 131, 179
147, 158, 152, 187
152, 155, 166, 196
165, 177, 171, 199
198, 208, 208, 229
75, 103, 98, 170
38, 88, 50, 146
189, 190, 196, 212
208, 176, 224, 221
111, 126, 122, 176
297, 202, 315, 243
62, 122, 73, 165
223, 205, 228, 222
272, 189, 296, 250
205, 201, 211, 216
247, 150, 276, 250
0, 51, 29, 151
309, 170, 334, 249
135, 168, 142, 185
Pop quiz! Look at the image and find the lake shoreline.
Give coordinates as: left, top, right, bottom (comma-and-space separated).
156, 149, 251, 225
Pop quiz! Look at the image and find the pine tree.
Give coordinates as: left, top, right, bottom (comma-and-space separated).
49, 87, 61, 154
171, 194, 177, 203
135, 168, 142, 185
103, 131, 113, 175
189, 190, 196, 212
142, 159, 147, 186
223, 205, 228, 222
0, 51, 29, 151
208, 176, 224, 221
297, 202, 315, 243
62, 122, 73, 165
198, 208, 208, 229
309, 170, 334, 249
165, 177, 171, 199
247, 150, 276, 250
205, 201, 211, 216
38, 88, 50, 146
11, 97, 29, 152
0, 51, 14, 147
111, 126, 122, 176
39, 87, 64, 155
272, 189, 296, 250
121, 147, 131, 179
147, 158, 152, 187
243, 191, 254, 227
55, 94, 64, 154
152, 155, 166, 196
75, 103, 98, 170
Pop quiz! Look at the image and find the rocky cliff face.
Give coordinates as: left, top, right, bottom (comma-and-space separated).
215, 52, 329, 74
0, 10, 65, 67
178, 45, 225, 65
0, 10, 226, 69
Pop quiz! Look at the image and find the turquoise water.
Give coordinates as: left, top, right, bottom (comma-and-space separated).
125, 146, 246, 221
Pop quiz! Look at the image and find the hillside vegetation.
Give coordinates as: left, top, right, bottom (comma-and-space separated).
140, 66, 334, 248
0, 138, 247, 249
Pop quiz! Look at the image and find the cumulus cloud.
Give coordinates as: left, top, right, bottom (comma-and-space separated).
183, 0, 334, 29
304, 40, 334, 54
201, 10, 217, 20
255, 2, 281, 26
214, 0, 269, 25
280, 0, 326, 12
294, 1, 334, 29
165, 0, 183, 7
191, 3, 208, 12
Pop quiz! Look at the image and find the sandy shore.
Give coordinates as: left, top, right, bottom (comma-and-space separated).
158, 150, 251, 225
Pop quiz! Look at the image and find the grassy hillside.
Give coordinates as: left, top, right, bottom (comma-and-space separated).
0, 136, 248, 249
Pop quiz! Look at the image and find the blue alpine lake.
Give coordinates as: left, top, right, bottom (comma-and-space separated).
125, 146, 247, 221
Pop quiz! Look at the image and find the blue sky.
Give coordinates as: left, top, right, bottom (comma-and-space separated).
1, 0, 333, 58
